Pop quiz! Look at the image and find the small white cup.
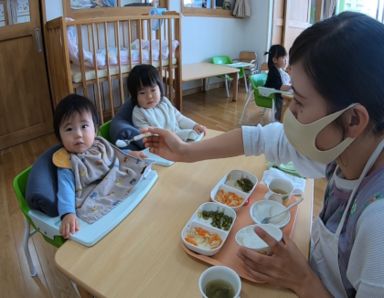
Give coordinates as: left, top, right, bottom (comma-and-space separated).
198, 265, 241, 298
266, 178, 301, 204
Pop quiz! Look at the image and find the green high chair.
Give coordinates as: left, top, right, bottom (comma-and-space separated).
212, 55, 248, 97
13, 167, 65, 276
98, 120, 112, 141
239, 72, 277, 124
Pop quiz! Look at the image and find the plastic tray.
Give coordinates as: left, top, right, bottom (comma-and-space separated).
182, 183, 299, 283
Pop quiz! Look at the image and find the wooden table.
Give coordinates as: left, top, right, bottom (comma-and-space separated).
55, 130, 313, 298
182, 62, 239, 101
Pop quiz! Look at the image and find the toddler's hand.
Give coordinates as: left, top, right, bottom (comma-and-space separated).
129, 150, 147, 159
60, 213, 79, 239
193, 124, 206, 135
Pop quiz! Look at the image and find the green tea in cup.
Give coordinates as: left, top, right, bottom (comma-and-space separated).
205, 279, 234, 298
199, 265, 241, 298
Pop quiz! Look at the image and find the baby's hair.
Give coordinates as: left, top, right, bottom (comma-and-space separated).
53, 94, 99, 142
290, 11, 384, 133
264, 45, 287, 70
127, 64, 165, 106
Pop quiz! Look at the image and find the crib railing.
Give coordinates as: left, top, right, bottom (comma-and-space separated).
46, 12, 182, 123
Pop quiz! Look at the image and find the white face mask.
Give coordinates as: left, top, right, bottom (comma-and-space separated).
283, 105, 356, 164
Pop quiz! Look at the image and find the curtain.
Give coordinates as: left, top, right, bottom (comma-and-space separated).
232, 0, 251, 18
323, 0, 337, 19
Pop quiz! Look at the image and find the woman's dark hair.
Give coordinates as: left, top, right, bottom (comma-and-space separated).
53, 94, 98, 142
264, 44, 287, 70
127, 64, 165, 105
290, 11, 384, 133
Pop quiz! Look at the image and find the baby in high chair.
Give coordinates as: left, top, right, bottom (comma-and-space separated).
53, 94, 149, 238
130, 64, 206, 141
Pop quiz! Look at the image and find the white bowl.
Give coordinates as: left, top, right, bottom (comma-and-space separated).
181, 221, 228, 256
194, 202, 237, 232
211, 184, 248, 210
235, 224, 282, 254
224, 169, 258, 193
249, 199, 290, 228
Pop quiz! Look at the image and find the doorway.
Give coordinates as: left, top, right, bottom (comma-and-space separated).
0, 0, 53, 150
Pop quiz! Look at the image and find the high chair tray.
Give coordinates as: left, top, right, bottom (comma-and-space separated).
28, 170, 158, 247
181, 183, 299, 283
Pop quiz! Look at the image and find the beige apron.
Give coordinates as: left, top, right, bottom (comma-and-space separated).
310, 139, 384, 297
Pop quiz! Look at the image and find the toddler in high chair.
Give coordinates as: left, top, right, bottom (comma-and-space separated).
130, 64, 206, 141
53, 94, 148, 239
264, 44, 291, 121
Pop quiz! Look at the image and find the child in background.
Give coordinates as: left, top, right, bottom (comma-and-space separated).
53, 94, 148, 238
129, 64, 206, 141
143, 12, 384, 297
264, 44, 291, 121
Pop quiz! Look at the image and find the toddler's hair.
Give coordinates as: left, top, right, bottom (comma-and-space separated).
264, 45, 287, 70
127, 64, 164, 106
290, 11, 384, 133
53, 94, 98, 142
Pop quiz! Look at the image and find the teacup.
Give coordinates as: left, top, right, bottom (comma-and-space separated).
265, 178, 301, 204
198, 265, 241, 298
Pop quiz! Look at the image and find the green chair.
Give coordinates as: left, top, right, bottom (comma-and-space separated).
13, 167, 65, 276
98, 120, 112, 141
239, 72, 278, 124
212, 55, 248, 97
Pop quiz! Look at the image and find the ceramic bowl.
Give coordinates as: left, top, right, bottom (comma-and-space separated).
249, 199, 290, 228
235, 224, 282, 254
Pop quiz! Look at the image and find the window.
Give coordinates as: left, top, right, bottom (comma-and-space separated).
64, 0, 168, 18
181, 0, 234, 17
337, 0, 384, 22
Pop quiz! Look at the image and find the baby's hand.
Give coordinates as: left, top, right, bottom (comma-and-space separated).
129, 150, 147, 159
60, 213, 79, 239
193, 124, 207, 135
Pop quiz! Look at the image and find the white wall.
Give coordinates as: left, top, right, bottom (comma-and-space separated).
168, 1, 272, 64
45, 0, 273, 89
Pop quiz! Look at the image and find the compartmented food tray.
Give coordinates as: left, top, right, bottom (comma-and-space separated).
182, 183, 300, 283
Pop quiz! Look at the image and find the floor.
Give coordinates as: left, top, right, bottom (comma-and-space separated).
0, 86, 326, 297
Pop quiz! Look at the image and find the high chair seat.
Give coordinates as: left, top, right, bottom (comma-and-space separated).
239, 73, 282, 124
13, 146, 158, 276
212, 55, 248, 96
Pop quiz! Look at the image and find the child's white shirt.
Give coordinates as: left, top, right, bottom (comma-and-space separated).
132, 97, 200, 141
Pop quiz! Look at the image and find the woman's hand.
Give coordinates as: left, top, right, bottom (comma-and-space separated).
238, 227, 330, 297
193, 124, 207, 135
141, 127, 188, 162
60, 213, 79, 239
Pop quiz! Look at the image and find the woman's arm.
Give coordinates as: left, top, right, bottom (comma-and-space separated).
143, 123, 326, 178
143, 127, 244, 162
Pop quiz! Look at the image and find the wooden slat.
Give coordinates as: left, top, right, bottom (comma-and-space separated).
76, 25, 88, 97
90, 23, 103, 124
104, 22, 114, 119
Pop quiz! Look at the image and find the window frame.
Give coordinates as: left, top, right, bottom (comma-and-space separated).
180, 0, 234, 18
64, 1, 169, 18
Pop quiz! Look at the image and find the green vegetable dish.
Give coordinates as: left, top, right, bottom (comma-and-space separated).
236, 177, 254, 193
200, 210, 234, 231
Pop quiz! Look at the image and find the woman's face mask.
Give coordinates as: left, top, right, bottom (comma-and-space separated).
283, 105, 356, 164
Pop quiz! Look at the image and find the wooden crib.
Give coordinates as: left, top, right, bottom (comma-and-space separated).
45, 12, 182, 123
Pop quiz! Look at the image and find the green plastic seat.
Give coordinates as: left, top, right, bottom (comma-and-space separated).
239, 72, 278, 123
13, 167, 65, 276
211, 55, 248, 96
98, 120, 112, 141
